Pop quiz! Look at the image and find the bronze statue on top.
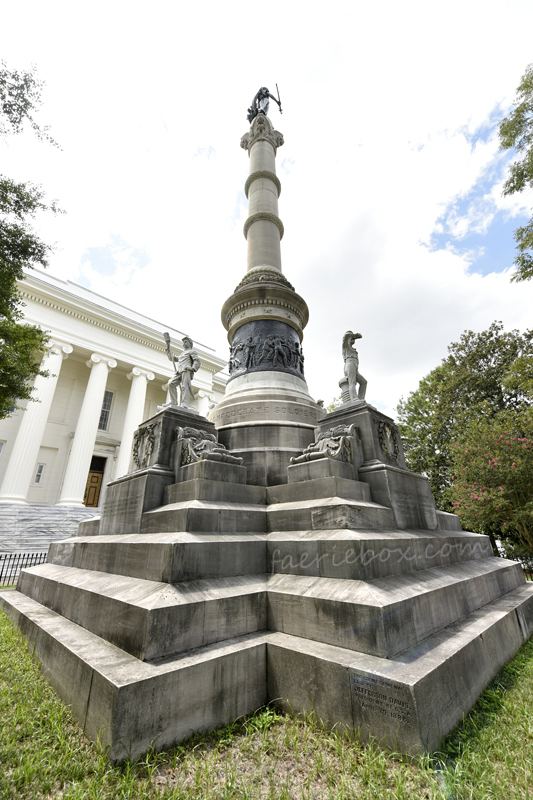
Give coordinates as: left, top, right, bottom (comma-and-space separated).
247, 85, 282, 123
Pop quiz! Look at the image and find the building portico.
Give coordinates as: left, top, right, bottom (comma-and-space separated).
0, 270, 227, 547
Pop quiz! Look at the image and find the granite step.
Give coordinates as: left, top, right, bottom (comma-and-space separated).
267, 557, 524, 658
267, 582, 533, 753
267, 476, 371, 505
266, 496, 395, 532
141, 499, 267, 534
266, 529, 493, 580
0, 590, 268, 762
165, 479, 266, 506
49, 533, 267, 581
2, 582, 533, 759
17, 564, 268, 661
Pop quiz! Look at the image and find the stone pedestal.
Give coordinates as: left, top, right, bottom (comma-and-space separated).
98, 406, 216, 535
319, 401, 438, 529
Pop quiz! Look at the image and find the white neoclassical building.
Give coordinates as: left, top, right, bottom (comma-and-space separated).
0, 270, 227, 550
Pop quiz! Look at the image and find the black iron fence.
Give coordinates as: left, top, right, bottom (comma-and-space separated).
0, 552, 47, 587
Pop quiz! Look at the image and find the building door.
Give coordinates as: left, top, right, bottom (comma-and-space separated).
83, 456, 107, 507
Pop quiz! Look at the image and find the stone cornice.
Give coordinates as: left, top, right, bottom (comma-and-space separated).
221, 282, 309, 341
244, 170, 281, 199
18, 284, 226, 374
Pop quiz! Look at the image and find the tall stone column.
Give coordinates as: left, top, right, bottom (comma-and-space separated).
56, 353, 117, 507
213, 112, 322, 486
114, 367, 155, 479
0, 342, 73, 504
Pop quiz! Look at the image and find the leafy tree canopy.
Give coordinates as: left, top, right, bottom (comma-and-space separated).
0, 62, 60, 419
397, 322, 533, 509
499, 63, 533, 282
450, 407, 533, 552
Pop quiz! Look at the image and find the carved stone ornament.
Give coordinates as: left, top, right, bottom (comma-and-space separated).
243, 211, 284, 241
244, 170, 281, 199
378, 421, 400, 463
235, 267, 294, 293
132, 424, 157, 469
240, 114, 284, 155
229, 332, 304, 376
176, 427, 243, 467
290, 424, 358, 465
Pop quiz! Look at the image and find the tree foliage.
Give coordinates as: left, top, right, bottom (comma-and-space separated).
397, 322, 533, 509
0, 63, 60, 419
499, 63, 533, 282
450, 408, 533, 551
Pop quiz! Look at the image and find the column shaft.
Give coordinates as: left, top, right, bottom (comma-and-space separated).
56, 354, 116, 506
114, 368, 154, 479
0, 343, 73, 504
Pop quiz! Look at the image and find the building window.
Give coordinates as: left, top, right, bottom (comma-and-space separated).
0, 441, 4, 460
33, 464, 46, 485
98, 391, 114, 431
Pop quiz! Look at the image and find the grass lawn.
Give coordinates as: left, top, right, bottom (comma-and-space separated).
1, 607, 532, 799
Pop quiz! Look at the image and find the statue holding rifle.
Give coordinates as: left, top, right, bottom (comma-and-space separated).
164, 333, 200, 409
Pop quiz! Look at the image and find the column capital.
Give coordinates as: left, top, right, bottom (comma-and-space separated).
86, 353, 117, 370
48, 341, 73, 360
128, 367, 155, 381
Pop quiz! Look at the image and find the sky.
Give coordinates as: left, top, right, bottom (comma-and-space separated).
2, 0, 533, 418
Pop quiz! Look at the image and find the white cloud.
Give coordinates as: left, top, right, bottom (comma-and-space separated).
2, 0, 533, 421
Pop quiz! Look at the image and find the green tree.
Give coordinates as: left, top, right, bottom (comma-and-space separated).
397, 322, 533, 509
499, 63, 533, 282
450, 408, 533, 551
0, 62, 60, 419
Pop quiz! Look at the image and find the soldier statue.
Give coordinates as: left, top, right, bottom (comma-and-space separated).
247, 86, 282, 123
342, 331, 367, 402
164, 333, 200, 409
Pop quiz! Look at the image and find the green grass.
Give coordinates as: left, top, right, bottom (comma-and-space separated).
1, 608, 532, 799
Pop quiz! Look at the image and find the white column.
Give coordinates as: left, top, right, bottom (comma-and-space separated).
56, 353, 117, 507
114, 367, 154, 479
0, 342, 73, 504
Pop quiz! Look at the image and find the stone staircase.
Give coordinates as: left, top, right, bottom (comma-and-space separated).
2, 403, 532, 761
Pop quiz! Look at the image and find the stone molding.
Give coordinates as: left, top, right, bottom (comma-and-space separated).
243, 211, 284, 241
235, 267, 294, 293
245, 170, 281, 199
128, 367, 155, 382
225, 294, 307, 333
18, 279, 227, 377
86, 353, 118, 370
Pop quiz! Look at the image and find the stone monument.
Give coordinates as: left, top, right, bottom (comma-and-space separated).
1, 93, 533, 762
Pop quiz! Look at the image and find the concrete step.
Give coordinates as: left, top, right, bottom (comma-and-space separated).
266, 529, 493, 580
2, 582, 533, 759
267, 557, 524, 658
267, 582, 533, 754
266, 496, 395, 532
0, 590, 268, 762
49, 533, 267, 581
141, 499, 267, 534
165, 479, 266, 506
267, 476, 371, 505
17, 564, 268, 661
